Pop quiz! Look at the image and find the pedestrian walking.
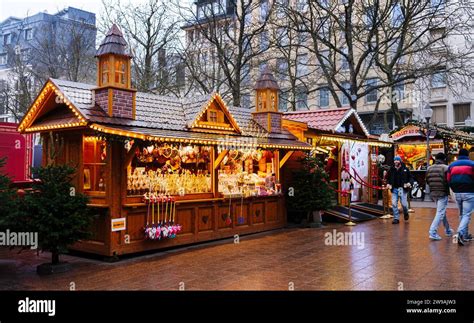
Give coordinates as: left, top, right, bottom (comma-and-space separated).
447, 148, 474, 246
386, 156, 414, 224
426, 153, 453, 240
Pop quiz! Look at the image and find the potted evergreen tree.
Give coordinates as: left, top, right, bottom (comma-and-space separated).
287, 152, 334, 228
24, 164, 92, 274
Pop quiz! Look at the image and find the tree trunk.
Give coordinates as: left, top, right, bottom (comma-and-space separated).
52, 250, 60, 265
391, 101, 404, 128
232, 87, 241, 107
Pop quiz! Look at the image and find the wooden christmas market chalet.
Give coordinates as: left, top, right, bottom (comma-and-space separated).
18, 25, 311, 257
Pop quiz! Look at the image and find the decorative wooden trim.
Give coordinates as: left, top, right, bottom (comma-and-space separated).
108, 88, 113, 117
132, 92, 136, 119
274, 150, 280, 181
214, 149, 228, 170
267, 112, 272, 133
190, 94, 242, 134
87, 204, 110, 208
279, 150, 294, 168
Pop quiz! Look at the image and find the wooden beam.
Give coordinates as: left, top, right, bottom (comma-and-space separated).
213, 149, 228, 170
279, 150, 294, 168
124, 141, 139, 168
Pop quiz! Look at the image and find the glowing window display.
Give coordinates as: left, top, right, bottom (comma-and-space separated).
127, 142, 212, 196
218, 149, 280, 197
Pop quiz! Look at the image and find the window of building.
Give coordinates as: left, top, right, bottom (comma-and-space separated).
244, 10, 252, 27
259, 61, 267, 74
0, 80, 6, 91
320, 49, 330, 68
279, 90, 288, 111
365, 78, 378, 103
101, 60, 109, 84
260, 31, 269, 51
0, 54, 7, 65
260, 0, 269, 22
393, 81, 405, 102
341, 82, 351, 106
187, 30, 194, 43
296, 53, 308, 78
340, 47, 349, 70
24, 28, 33, 40
0, 96, 6, 115
364, 5, 376, 26
296, 86, 308, 110
242, 63, 250, 84
197, 6, 205, 19
365, 49, 374, 68
318, 0, 330, 9
296, 0, 309, 12
213, 0, 226, 14
431, 0, 445, 12
209, 110, 218, 122
298, 24, 308, 44
275, 0, 289, 18
431, 105, 446, 125
319, 86, 329, 107
277, 58, 288, 79
83, 138, 107, 193
392, 3, 403, 27
319, 17, 330, 39
3, 33, 11, 45
241, 93, 251, 109
431, 70, 446, 88
21, 48, 30, 62
454, 103, 471, 125
277, 27, 289, 46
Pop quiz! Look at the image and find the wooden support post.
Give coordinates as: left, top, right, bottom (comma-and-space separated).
214, 149, 228, 170
124, 141, 139, 167
211, 146, 218, 198
279, 150, 294, 169
274, 150, 280, 181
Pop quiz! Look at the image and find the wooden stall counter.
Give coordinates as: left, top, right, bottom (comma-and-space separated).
75, 194, 286, 256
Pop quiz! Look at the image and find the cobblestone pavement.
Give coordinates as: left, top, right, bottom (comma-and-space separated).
0, 207, 472, 291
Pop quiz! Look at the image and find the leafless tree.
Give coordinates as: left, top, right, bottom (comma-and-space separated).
0, 46, 35, 121
101, 0, 181, 94
0, 15, 97, 122
369, 0, 473, 127
29, 19, 97, 83
284, 0, 472, 128
267, 0, 316, 111
175, 0, 273, 107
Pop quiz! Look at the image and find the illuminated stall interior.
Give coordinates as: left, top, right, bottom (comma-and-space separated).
283, 108, 392, 205
390, 123, 474, 191
17, 24, 311, 257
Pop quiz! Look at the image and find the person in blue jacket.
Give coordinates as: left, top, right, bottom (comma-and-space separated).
447, 149, 474, 246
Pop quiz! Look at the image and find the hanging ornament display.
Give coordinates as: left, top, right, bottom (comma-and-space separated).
143, 189, 181, 241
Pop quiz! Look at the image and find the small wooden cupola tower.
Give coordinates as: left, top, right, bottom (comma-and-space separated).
95, 24, 136, 119
252, 69, 282, 133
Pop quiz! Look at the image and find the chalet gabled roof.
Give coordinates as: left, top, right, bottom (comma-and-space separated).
18, 78, 311, 150
284, 108, 370, 137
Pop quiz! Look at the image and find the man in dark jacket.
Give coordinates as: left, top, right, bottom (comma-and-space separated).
426, 153, 453, 240
386, 156, 414, 224
447, 148, 474, 246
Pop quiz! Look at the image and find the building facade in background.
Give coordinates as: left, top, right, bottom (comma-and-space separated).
183, 0, 472, 134
0, 7, 96, 122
